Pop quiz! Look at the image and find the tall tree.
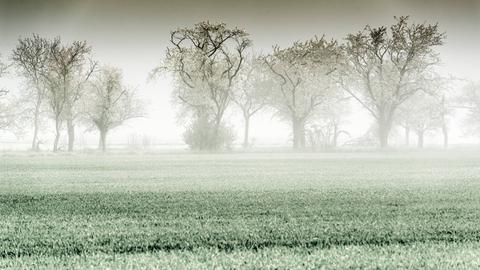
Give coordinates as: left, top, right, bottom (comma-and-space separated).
439, 94, 450, 148
45, 39, 96, 152
12, 35, 54, 151
458, 82, 480, 139
82, 66, 142, 152
264, 36, 342, 148
341, 16, 444, 147
232, 55, 270, 148
162, 21, 251, 150
435, 76, 455, 148
0, 56, 13, 130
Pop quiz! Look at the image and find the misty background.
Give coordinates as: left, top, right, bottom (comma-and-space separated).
1, 0, 480, 149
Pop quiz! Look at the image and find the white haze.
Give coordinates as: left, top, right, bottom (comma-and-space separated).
0, 0, 480, 149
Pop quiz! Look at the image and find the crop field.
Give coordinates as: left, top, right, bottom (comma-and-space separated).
1, 151, 480, 269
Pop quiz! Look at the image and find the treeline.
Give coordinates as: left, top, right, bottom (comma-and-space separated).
1, 36, 142, 152
1, 16, 480, 152
158, 16, 448, 150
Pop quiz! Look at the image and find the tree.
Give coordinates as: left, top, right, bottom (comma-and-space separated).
0, 91, 11, 130
264, 36, 342, 149
435, 77, 455, 148
458, 82, 480, 139
439, 93, 450, 148
0, 56, 13, 130
44, 39, 96, 152
396, 75, 452, 148
162, 21, 251, 150
341, 16, 444, 148
82, 66, 142, 152
232, 55, 270, 148
12, 35, 54, 151
306, 98, 350, 150
397, 91, 443, 148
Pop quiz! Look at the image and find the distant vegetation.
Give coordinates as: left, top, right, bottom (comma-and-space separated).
1, 16, 480, 151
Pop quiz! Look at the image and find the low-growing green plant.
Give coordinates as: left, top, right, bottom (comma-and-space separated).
1, 152, 480, 268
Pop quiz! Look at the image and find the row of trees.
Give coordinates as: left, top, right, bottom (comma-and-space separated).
160, 17, 451, 150
2, 16, 480, 151
1, 35, 141, 152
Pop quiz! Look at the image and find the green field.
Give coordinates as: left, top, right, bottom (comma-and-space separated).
1, 151, 480, 269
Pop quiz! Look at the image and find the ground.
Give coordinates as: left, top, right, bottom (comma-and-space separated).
1, 151, 480, 269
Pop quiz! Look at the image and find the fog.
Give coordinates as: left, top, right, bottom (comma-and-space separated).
4, 2, 480, 266
1, 0, 480, 150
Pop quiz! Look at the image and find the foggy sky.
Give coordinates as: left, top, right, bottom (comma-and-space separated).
1, 0, 480, 147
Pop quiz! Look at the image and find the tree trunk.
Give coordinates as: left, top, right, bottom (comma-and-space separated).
98, 129, 107, 152
441, 119, 448, 148
212, 119, 221, 151
442, 127, 448, 148
53, 133, 60, 152
378, 123, 390, 148
440, 95, 448, 148
404, 126, 410, 146
243, 115, 250, 149
378, 112, 393, 148
31, 95, 42, 151
332, 124, 339, 148
53, 119, 61, 152
67, 119, 75, 152
299, 131, 305, 148
417, 131, 424, 148
292, 117, 306, 149
307, 130, 316, 150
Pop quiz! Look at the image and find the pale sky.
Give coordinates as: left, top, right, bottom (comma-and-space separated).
1, 0, 479, 148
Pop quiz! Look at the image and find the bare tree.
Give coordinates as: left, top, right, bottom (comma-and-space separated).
341, 16, 444, 148
45, 39, 96, 152
232, 55, 270, 148
306, 98, 350, 150
12, 35, 54, 151
82, 66, 142, 152
264, 36, 342, 149
458, 82, 480, 139
161, 21, 251, 150
435, 76, 456, 148
398, 91, 443, 148
0, 93, 11, 130
439, 94, 450, 148
396, 75, 452, 148
0, 56, 13, 130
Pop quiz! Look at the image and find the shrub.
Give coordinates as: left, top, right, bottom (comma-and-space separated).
183, 115, 235, 151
